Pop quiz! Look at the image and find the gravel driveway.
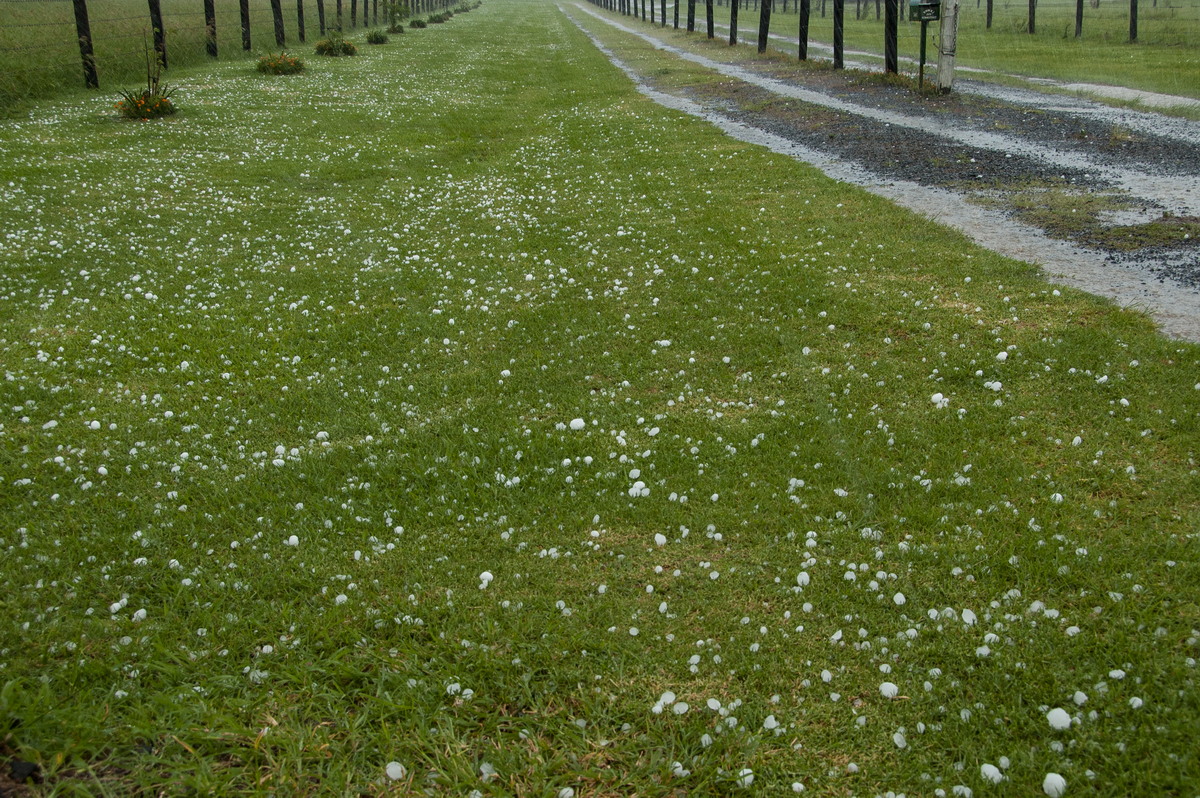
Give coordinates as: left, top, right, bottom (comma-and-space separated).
568, 4, 1200, 341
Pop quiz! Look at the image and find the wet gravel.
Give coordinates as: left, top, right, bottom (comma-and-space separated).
571, 3, 1200, 312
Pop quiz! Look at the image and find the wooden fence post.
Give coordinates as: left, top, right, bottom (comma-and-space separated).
147, 0, 167, 69
729, 0, 738, 43
204, 0, 218, 57
799, 0, 809, 57
271, 0, 286, 44
317, 0, 326, 34
935, 0, 959, 91
351, 0, 357, 27
71, 0, 99, 88
687, 0, 695, 30
297, 0, 306, 42
240, 0, 251, 48
833, 0, 843, 66
986, 0, 992, 27
1027, 0, 1035, 33
336, 0, 343, 30
756, 0, 769, 51
1074, 0, 1082, 36
1129, 0, 1137, 40
706, 0, 714, 36
883, 0, 896, 70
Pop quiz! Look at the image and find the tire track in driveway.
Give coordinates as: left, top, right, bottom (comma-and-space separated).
563, 3, 1200, 342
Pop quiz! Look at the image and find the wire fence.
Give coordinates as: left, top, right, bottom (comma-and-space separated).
0, 0, 457, 105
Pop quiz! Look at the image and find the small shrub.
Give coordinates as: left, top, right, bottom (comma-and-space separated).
256, 51, 305, 74
314, 33, 358, 56
366, 29, 389, 44
114, 36, 177, 120
386, 22, 405, 33
428, 12, 449, 22
408, 17, 427, 27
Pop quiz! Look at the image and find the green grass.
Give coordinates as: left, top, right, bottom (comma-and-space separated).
714, 0, 1200, 99
1, 0, 1199, 794
0, 0, 430, 107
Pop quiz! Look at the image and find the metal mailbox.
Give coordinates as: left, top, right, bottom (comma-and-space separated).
909, 0, 940, 21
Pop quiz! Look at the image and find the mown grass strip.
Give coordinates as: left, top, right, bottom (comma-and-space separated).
0, 1, 1197, 794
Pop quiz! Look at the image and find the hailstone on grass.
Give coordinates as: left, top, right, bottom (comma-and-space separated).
880, 682, 899, 698
385, 762, 407, 780
570, 418, 585, 430
1046, 707, 1071, 730
1042, 772, 1067, 797
981, 763, 1003, 784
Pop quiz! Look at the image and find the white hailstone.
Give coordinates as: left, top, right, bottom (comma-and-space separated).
1129, 697, 1143, 709
792, 782, 806, 792
132, 609, 147, 622
880, 682, 899, 698
672, 702, 689, 715
654, 533, 667, 547
893, 592, 906, 606
479, 762, 497, 781
1042, 772, 1067, 797
981, 763, 1003, 784
97, 466, 108, 476
931, 392, 949, 408
962, 609, 977, 626
569, 418, 585, 430
334, 594, 348, 605
893, 732, 907, 749
796, 571, 810, 587
1065, 626, 1081, 637
952, 786, 973, 798
180, 360, 189, 371
735, 768, 754, 787
707, 698, 722, 711
629, 627, 639, 636
109, 602, 122, 614
763, 715, 779, 730
286, 535, 299, 547
995, 351, 1008, 362
671, 762, 691, 777
701, 733, 714, 747
1108, 669, 1126, 680
557, 789, 575, 798
88, 420, 101, 430
479, 571, 494, 589
1073, 691, 1088, 705
385, 762, 407, 781
1046, 707, 1071, 730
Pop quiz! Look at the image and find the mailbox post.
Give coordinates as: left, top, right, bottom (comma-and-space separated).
909, 0, 940, 89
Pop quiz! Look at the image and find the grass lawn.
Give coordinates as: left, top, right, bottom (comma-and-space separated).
1, 0, 1198, 794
